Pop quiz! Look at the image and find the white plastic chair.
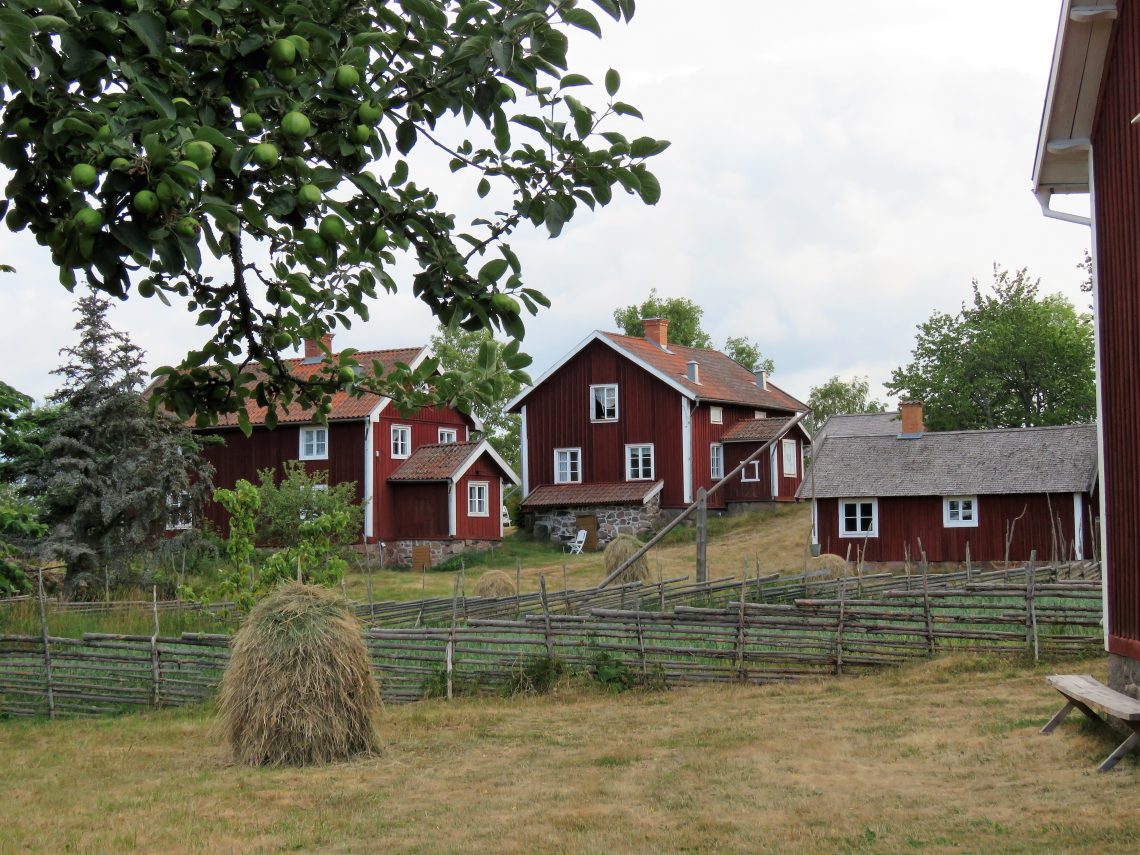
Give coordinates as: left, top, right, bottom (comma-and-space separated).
564, 529, 587, 554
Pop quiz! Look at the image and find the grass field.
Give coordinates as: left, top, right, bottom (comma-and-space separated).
1, 654, 1135, 854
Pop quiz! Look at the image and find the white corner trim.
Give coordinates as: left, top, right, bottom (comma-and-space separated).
1072, 492, 1085, 561
447, 481, 456, 538
520, 405, 529, 498
681, 399, 693, 503
363, 421, 374, 540
452, 439, 521, 486
769, 444, 778, 498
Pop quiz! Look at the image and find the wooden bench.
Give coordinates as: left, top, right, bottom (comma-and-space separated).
1041, 674, 1140, 771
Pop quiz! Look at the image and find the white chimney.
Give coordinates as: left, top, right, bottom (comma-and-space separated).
755, 369, 768, 390
686, 360, 699, 383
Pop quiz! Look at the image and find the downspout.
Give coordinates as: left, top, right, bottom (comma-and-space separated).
1034, 139, 1092, 226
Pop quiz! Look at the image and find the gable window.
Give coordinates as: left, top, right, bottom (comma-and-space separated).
626, 444, 655, 480
554, 448, 581, 484
468, 482, 489, 516
299, 426, 328, 460
782, 438, 798, 477
710, 405, 723, 425
438, 428, 458, 444
741, 461, 762, 482
391, 425, 411, 458
591, 384, 618, 422
943, 496, 978, 528
710, 444, 724, 480
839, 499, 878, 537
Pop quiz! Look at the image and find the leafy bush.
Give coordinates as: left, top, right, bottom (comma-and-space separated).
0, 486, 44, 596
504, 654, 564, 696
255, 463, 362, 549
589, 650, 635, 693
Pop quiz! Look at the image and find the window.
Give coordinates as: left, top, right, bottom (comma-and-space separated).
590, 384, 618, 422
782, 438, 798, 477
391, 425, 411, 458
554, 448, 581, 483
710, 444, 724, 480
299, 426, 328, 460
438, 428, 458, 443
943, 496, 978, 528
754, 410, 766, 419
741, 461, 762, 482
626, 444, 655, 480
839, 499, 878, 537
710, 406, 723, 425
468, 482, 489, 516
166, 493, 193, 530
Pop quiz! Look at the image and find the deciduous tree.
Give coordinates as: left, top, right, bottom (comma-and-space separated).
886, 265, 1095, 431
805, 375, 885, 435
0, 0, 664, 426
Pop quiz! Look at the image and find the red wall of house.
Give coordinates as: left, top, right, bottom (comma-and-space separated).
1093, 0, 1140, 660
522, 339, 686, 507
200, 420, 367, 536
374, 405, 471, 541
722, 442, 775, 503
815, 493, 1090, 564
691, 404, 787, 508
457, 460, 502, 540
389, 483, 449, 539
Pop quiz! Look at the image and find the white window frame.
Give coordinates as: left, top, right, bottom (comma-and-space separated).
839, 498, 879, 538
710, 443, 724, 480
943, 496, 978, 528
590, 383, 619, 422
782, 438, 798, 477
754, 410, 766, 420
710, 405, 723, 425
165, 492, 193, 531
554, 448, 581, 484
299, 426, 328, 461
625, 443, 655, 481
741, 460, 762, 482
468, 481, 489, 517
391, 424, 411, 458
438, 427, 458, 444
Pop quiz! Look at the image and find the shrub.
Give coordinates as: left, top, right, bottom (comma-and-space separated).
216, 583, 383, 766
255, 463, 362, 549
589, 650, 635, 693
504, 654, 564, 696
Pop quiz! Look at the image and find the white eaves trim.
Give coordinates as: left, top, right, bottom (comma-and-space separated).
506, 330, 696, 412
452, 439, 521, 487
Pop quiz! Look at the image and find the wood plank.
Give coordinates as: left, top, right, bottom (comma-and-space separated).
1046, 675, 1140, 721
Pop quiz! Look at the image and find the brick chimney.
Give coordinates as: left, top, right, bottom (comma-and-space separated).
899, 401, 925, 436
303, 334, 334, 361
642, 317, 670, 348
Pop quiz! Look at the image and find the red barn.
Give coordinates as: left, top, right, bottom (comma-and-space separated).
1033, 0, 1140, 689
799, 403, 1098, 564
193, 336, 517, 564
508, 317, 809, 547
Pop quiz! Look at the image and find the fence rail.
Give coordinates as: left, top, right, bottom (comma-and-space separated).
0, 562, 1105, 718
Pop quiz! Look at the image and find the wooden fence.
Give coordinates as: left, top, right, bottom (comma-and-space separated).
0, 563, 1105, 717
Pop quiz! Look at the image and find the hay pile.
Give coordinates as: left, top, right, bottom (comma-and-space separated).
217, 582, 382, 767
473, 569, 515, 598
603, 533, 652, 584
808, 553, 849, 577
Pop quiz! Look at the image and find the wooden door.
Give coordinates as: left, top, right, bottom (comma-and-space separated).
411, 545, 432, 573
576, 514, 599, 552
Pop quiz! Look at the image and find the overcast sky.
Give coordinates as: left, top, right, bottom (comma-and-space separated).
0, 1, 1090, 408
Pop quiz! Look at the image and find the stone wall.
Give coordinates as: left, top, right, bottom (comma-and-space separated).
533, 494, 662, 548
386, 538, 496, 568
1108, 653, 1140, 700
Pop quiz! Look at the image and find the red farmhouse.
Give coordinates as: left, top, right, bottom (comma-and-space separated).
799, 403, 1098, 564
1033, 0, 1140, 689
194, 336, 518, 565
508, 318, 809, 547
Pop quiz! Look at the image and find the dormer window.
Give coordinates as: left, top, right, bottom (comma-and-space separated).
591, 384, 618, 422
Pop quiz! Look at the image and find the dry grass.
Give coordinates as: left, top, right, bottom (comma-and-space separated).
472, 569, 515, 598
1, 654, 1137, 853
603, 533, 653, 584
216, 583, 382, 766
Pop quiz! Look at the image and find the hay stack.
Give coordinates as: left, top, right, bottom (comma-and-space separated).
217, 582, 382, 767
473, 569, 515, 598
808, 553, 849, 578
603, 533, 652, 584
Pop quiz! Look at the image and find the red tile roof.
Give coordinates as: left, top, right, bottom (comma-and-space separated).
205, 347, 426, 428
599, 333, 806, 412
389, 442, 482, 481
720, 417, 808, 443
521, 480, 664, 509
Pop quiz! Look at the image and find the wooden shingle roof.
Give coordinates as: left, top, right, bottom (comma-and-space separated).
797, 423, 1098, 499
521, 480, 664, 509
721, 417, 811, 444
388, 440, 520, 485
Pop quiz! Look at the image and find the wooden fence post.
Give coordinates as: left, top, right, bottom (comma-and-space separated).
36, 567, 55, 720
539, 575, 554, 658
658, 551, 666, 612
695, 487, 708, 586
921, 549, 935, 656
735, 573, 748, 681
1026, 549, 1039, 663
835, 569, 846, 677
515, 558, 522, 620
366, 551, 375, 620
447, 575, 459, 700
636, 609, 648, 681
965, 541, 972, 584
151, 585, 161, 709
460, 561, 468, 623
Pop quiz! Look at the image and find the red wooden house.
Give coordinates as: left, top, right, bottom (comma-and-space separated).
799, 403, 1098, 563
192, 336, 518, 565
1033, 0, 1140, 689
508, 317, 809, 547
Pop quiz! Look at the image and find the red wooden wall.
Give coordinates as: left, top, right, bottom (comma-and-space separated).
389, 483, 449, 539
1093, 0, 1140, 660
690, 405, 801, 508
815, 493, 1091, 563
457, 459, 503, 540
521, 339, 686, 507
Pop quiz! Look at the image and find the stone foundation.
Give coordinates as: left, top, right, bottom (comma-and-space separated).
386, 538, 496, 568
533, 494, 662, 548
1108, 653, 1140, 700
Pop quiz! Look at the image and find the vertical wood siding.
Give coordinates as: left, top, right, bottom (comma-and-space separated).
457, 460, 503, 540
389, 483, 449, 539
522, 339, 686, 507
815, 493, 1084, 563
1093, 0, 1140, 658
